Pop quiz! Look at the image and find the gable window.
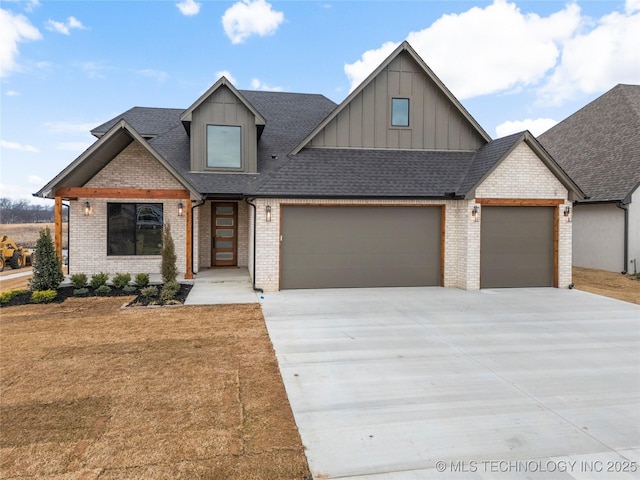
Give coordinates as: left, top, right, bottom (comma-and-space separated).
391, 98, 410, 127
107, 203, 163, 255
207, 125, 241, 168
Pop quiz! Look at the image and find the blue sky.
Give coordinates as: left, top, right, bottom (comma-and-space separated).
1, 0, 639, 205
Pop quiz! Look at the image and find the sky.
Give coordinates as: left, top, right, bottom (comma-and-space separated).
1, 0, 639, 206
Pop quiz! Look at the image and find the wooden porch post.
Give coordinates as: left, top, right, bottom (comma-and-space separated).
185, 199, 193, 279
54, 196, 63, 262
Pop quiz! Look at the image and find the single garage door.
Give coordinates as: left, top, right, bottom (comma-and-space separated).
480, 206, 554, 288
280, 206, 441, 289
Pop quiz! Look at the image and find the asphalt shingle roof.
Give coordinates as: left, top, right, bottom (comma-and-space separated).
85, 90, 537, 199
538, 84, 640, 202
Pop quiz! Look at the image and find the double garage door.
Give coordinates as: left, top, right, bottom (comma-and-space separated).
280, 206, 442, 289
279, 205, 555, 290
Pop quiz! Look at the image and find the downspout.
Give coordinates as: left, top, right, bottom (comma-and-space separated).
244, 198, 263, 293
191, 197, 206, 277
616, 201, 629, 274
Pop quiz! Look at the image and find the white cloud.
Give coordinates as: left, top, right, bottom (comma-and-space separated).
45, 16, 86, 35
1, 139, 39, 152
250, 78, 283, 91
137, 68, 168, 83
56, 141, 93, 152
344, 1, 582, 99
536, 1, 640, 105
0, 8, 42, 77
176, 0, 200, 16
495, 118, 558, 137
6, 90, 19, 96
215, 70, 237, 84
45, 121, 96, 134
81, 61, 107, 79
222, 0, 284, 44
27, 174, 44, 185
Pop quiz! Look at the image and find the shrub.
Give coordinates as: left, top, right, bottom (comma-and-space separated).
123, 285, 137, 294
112, 272, 132, 289
134, 273, 150, 288
1, 289, 28, 304
30, 228, 64, 291
90, 272, 109, 289
161, 223, 177, 284
95, 285, 111, 295
160, 281, 180, 301
70, 273, 88, 289
141, 286, 158, 298
73, 287, 89, 296
31, 290, 57, 304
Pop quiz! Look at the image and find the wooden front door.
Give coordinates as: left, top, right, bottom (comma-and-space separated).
212, 203, 237, 267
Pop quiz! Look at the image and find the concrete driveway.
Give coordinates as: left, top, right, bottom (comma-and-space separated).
261, 287, 640, 479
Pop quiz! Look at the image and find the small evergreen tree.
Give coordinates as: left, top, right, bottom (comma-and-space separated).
30, 227, 64, 291
161, 223, 177, 284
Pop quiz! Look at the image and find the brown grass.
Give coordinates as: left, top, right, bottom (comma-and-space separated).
0, 223, 68, 249
572, 267, 640, 305
0, 299, 311, 479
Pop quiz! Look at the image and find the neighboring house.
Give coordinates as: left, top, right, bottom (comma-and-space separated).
539, 85, 640, 274
36, 42, 583, 291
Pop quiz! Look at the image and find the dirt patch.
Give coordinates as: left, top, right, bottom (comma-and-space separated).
0, 223, 68, 249
573, 267, 640, 305
0, 299, 311, 479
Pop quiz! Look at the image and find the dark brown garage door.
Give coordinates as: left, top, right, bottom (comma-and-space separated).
280, 206, 442, 289
480, 206, 554, 288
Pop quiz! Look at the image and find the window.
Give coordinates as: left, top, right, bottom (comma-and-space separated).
207, 125, 241, 168
391, 98, 409, 127
107, 203, 163, 255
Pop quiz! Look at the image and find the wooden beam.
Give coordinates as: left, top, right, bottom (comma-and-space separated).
476, 198, 565, 207
55, 187, 189, 200
185, 199, 193, 279
54, 196, 63, 263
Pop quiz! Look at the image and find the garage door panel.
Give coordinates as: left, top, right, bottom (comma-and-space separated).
281, 206, 441, 289
481, 206, 554, 288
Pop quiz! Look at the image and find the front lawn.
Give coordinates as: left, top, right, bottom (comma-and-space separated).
0, 298, 310, 479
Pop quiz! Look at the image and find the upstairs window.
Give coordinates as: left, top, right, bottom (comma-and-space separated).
207, 125, 241, 169
107, 203, 163, 255
391, 98, 409, 127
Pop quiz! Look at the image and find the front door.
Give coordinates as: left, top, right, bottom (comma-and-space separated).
212, 203, 237, 267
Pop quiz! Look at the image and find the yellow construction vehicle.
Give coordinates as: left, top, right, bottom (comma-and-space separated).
0, 235, 32, 272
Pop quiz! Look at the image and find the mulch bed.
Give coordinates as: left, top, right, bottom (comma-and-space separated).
0, 284, 192, 308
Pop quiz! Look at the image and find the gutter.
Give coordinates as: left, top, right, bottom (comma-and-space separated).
244, 198, 263, 293
615, 201, 629, 274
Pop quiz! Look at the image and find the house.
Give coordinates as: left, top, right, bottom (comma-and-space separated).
538, 85, 640, 274
36, 41, 584, 291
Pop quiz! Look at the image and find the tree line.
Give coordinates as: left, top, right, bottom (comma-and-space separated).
0, 198, 69, 224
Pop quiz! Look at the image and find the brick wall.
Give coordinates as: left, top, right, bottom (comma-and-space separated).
69, 141, 190, 277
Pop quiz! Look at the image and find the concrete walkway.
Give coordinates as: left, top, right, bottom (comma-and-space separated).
261, 287, 640, 479
184, 268, 260, 305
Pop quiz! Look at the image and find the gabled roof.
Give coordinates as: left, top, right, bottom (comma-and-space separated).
461, 131, 584, 200
35, 120, 200, 199
291, 41, 491, 154
180, 76, 266, 128
538, 84, 640, 202
91, 107, 184, 138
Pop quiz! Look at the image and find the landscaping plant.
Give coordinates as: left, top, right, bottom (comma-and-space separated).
161, 223, 177, 284
31, 290, 57, 304
89, 272, 109, 289
112, 272, 132, 289
70, 273, 88, 289
30, 228, 64, 291
134, 273, 150, 288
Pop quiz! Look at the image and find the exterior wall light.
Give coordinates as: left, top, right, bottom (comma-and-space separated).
84, 201, 91, 216
471, 205, 479, 222
564, 205, 572, 222
266, 205, 272, 222
178, 201, 184, 217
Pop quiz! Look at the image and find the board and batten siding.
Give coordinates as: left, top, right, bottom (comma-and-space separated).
310, 51, 485, 151
190, 85, 258, 173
